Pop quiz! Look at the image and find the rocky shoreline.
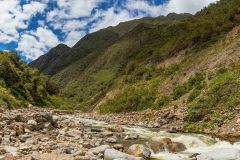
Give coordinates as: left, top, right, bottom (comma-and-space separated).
0, 108, 239, 160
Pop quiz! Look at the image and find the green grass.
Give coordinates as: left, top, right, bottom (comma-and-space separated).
93, 69, 116, 83
184, 67, 240, 132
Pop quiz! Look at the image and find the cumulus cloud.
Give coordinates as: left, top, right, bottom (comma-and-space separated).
162, 0, 219, 14
0, 0, 46, 43
64, 30, 86, 47
17, 27, 59, 60
90, 8, 137, 32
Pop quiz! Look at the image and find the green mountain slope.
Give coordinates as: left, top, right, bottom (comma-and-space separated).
30, 13, 191, 76
31, 0, 240, 132
0, 52, 58, 108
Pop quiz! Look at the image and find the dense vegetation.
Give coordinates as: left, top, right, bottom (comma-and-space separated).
30, 0, 240, 131
0, 52, 58, 108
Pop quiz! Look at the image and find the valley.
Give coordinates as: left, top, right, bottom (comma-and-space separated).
0, 0, 240, 159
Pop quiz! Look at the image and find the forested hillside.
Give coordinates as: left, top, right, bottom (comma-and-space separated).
0, 52, 58, 108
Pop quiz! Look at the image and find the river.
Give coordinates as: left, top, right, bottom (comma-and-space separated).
75, 115, 240, 160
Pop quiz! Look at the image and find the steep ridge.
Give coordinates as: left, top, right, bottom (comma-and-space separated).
0, 52, 58, 108
30, 13, 191, 75
29, 44, 70, 72
30, 29, 119, 75
31, 0, 240, 133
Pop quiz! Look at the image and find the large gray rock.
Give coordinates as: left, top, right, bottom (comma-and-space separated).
127, 144, 151, 159
197, 148, 240, 160
104, 149, 143, 160
89, 145, 111, 154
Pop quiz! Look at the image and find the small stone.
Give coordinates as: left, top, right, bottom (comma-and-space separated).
106, 137, 117, 143
18, 134, 31, 142
2, 136, 10, 144
60, 145, 77, 154
31, 151, 41, 160
124, 134, 139, 140
0, 148, 6, 155
236, 118, 240, 124
27, 120, 38, 131
89, 145, 110, 155
113, 144, 124, 151
91, 128, 103, 132
107, 125, 124, 132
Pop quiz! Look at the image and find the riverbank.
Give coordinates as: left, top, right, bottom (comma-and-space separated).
0, 107, 240, 160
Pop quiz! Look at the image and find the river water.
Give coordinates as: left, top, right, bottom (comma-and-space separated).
70, 115, 240, 160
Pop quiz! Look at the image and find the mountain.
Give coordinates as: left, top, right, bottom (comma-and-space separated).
30, 13, 191, 75
0, 52, 58, 108
31, 0, 240, 133
29, 44, 70, 74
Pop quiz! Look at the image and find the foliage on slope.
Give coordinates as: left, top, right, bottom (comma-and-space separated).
30, 0, 240, 134
0, 52, 58, 108
48, 0, 240, 112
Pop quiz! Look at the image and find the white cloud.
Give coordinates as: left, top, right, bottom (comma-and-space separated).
162, 0, 218, 14
91, 0, 218, 33
0, 0, 46, 43
90, 8, 137, 33
17, 27, 59, 60
56, 0, 104, 19
64, 30, 86, 47
125, 0, 164, 17
46, 0, 105, 48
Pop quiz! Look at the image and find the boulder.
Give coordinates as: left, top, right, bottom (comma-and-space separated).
104, 149, 143, 160
26, 120, 39, 131
197, 148, 240, 160
113, 144, 124, 151
89, 145, 111, 155
158, 138, 172, 146
33, 112, 53, 123
157, 138, 186, 153
167, 142, 186, 153
127, 144, 151, 159
14, 123, 25, 136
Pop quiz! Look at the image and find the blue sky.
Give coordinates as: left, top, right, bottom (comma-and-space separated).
0, 0, 218, 62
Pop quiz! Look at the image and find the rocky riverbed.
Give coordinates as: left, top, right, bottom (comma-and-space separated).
0, 108, 240, 160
